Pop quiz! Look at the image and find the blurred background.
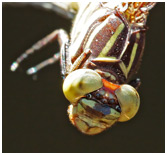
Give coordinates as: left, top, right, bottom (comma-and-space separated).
2, 2, 165, 153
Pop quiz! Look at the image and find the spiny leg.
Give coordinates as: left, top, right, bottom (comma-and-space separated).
69, 49, 92, 73
11, 29, 69, 75
60, 48, 92, 78
60, 41, 73, 78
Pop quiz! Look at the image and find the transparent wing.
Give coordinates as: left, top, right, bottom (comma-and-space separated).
3, 2, 78, 19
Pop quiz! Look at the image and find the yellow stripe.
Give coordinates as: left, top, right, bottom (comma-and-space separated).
136, 33, 140, 39
119, 62, 128, 78
119, 33, 140, 78
127, 43, 138, 73
92, 57, 120, 63
98, 23, 125, 57
84, 15, 113, 50
119, 42, 138, 78
70, 6, 108, 58
127, 32, 140, 73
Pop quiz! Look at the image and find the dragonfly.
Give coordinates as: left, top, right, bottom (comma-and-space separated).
10, 2, 156, 135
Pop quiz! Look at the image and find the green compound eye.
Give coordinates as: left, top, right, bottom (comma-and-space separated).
63, 69, 103, 104
115, 84, 140, 122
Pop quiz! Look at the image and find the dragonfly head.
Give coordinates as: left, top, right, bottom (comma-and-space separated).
63, 69, 140, 134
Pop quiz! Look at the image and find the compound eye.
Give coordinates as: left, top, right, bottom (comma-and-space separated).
63, 69, 103, 104
115, 84, 140, 122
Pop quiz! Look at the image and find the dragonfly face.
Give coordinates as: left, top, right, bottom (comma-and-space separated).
63, 69, 140, 135
9, 2, 156, 135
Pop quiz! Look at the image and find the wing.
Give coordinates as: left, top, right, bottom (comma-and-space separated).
2, 2, 79, 19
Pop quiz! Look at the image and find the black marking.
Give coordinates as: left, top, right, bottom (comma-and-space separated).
93, 104, 111, 115
86, 94, 92, 99
109, 99, 116, 104
101, 98, 108, 104
128, 78, 141, 90
95, 92, 103, 99
115, 105, 121, 112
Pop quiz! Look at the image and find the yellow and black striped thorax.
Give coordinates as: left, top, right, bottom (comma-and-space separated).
69, 2, 146, 84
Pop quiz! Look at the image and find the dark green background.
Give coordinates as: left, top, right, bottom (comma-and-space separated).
3, 3, 165, 153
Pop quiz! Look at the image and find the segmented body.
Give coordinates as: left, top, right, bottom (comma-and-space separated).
69, 2, 145, 84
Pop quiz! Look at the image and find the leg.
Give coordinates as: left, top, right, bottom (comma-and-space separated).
128, 78, 141, 90
60, 41, 72, 78
69, 49, 92, 73
11, 29, 69, 74
26, 53, 60, 75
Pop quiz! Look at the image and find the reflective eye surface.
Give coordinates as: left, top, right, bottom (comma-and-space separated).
115, 84, 140, 122
63, 69, 103, 103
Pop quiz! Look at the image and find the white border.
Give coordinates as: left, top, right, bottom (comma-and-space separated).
1, 1, 166, 154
